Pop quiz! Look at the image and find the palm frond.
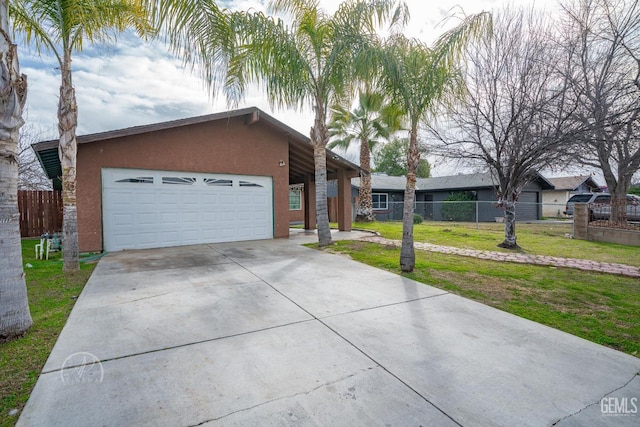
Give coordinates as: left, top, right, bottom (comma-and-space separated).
10, 0, 153, 66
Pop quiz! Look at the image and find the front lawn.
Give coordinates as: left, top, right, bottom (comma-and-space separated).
353, 221, 640, 267
0, 240, 95, 426
323, 238, 640, 357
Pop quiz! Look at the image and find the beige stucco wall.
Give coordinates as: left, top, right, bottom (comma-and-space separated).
77, 116, 290, 252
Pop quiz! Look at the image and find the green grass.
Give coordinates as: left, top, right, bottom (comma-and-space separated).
323, 240, 640, 357
0, 240, 95, 426
352, 221, 640, 267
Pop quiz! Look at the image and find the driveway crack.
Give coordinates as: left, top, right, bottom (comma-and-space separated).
187, 368, 374, 426
550, 372, 639, 426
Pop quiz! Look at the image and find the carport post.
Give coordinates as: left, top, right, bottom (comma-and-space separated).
337, 169, 352, 232
303, 174, 316, 230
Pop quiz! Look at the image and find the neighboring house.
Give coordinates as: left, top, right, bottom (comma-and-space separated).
32, 107, 359, 252
347, 172, 554, 222
541, 175, 601, 218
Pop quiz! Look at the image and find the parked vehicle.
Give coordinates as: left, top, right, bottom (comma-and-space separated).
564, 193, 640, 221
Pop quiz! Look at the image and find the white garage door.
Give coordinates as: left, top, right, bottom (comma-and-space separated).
102, 168, 273, 251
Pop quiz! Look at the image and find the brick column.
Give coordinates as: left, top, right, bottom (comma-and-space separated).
573, 203, 589, 240
303, 174, 316, 230
337, 169, 352, 231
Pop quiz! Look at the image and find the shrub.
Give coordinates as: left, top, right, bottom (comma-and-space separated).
441, 192, 477, 222
413, 213, 423, 224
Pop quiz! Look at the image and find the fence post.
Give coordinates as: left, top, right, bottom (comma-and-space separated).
573, 203, 589, 240
476, 201, 479, 229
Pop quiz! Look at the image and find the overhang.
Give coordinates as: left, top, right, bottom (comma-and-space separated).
31, 107, 362, 188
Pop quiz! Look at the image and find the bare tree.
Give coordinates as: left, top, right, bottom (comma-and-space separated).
431, 7, 569, 249
18, 122, 51, 190
558, 0, 640, 221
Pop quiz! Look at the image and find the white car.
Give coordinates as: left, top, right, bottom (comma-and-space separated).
564, 193, 640, 221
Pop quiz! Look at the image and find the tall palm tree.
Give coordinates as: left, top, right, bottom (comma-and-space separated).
218, 0, 408, 247
0, 0, 31, 339
328, 90, 399, 222
381, 13, 491, 272
10, 0, 151, 272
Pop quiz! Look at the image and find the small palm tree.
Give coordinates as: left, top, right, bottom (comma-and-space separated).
328, 91, 399, 222
0, 0, 32, 339
10, 0, 152, 272
381, 13, 491, 272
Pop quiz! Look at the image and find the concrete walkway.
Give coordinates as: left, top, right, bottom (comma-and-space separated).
360, 236, 640, 278
18, 234, 640, 426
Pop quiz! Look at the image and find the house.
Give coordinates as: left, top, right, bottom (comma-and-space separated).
541, 175, 601, 218
32, 107, 359, 252
348, 172, 554, 222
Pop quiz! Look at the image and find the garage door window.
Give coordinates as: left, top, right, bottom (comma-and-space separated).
204, 178, 232, 186
162, 177, 196, 185
116, 176, 153, 184
239, 180, 263, 187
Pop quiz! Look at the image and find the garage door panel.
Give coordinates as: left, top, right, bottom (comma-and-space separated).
160, 212, 180, 225
102, 169, 273, 251
137, 213, 157, 225
137, 192, 157, 205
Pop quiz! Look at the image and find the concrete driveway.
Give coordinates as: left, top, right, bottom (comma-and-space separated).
18, 232, 639, 426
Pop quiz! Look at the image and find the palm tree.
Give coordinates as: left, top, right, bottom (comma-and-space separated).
10, 0, 151, 272
217, 0, 408, 247
0, 0, 32, 339
381, 13, 491, 272
328, 90, 399, 222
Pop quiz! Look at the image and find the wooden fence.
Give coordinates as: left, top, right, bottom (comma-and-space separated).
18, 190, 63, 237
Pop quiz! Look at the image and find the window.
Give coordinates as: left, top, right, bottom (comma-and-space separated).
593, 195, 611, 204
239, 180, 263, 188
162, 177, 196, 185
372, 193, 388, 210
204, 178, 232, 187
116, 177, 153, 184
289, 190, 302, 210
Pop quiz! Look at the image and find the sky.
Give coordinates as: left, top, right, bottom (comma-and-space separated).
19, 0, 559, 176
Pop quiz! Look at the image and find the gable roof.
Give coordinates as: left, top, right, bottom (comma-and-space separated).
353, 172, 554, 192
545, 175, 599, 191
31, 107, 361, 188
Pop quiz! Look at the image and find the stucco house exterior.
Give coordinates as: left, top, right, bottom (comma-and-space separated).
541, 176, 601, 217
32, 107, 359, 252
348, 172, 554, 222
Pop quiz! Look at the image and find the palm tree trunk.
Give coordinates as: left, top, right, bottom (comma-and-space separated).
58, 51, 79, 272
400, 125, 419, 272
311, 107, 332, 247
356, 136, 374, 222
0, 1, 32, 339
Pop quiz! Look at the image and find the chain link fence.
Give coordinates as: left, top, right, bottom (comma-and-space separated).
365, 201, 573, 224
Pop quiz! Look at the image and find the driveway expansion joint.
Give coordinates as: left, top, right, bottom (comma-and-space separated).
39, 319, 315, 375
317, 291, 450, 320
359, 236, 640, 278
315, 318, 463, 427
229, 249, 462, 425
